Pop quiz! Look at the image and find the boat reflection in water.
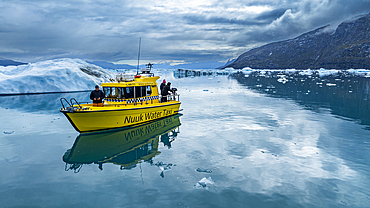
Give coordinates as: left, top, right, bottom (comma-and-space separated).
63, 114, 181, 174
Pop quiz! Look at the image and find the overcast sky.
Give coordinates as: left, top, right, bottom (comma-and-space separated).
0, 0, 369, 65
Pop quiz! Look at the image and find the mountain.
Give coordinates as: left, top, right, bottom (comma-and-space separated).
216, 58, 236, 69
88, 60, 226, 70
0, 58, 27, 66
87, 61, 136, 69
174, 61, 226, 69
226, 13, 370, 69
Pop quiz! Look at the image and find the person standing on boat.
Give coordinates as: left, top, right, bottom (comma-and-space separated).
161, 82, 171, 102
160, 79, 166, 93
90, 85, 105, 107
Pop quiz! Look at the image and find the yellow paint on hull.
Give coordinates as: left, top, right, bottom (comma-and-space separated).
62, 101, 180, 132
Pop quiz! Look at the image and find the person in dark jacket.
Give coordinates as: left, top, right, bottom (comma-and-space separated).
160, 79, 166, 94
161, 82, 171, 102
90, 85, 105, 106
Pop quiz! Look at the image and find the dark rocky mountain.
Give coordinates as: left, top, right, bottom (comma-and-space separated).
226, 13, 370, 70
216, 58, 236, 69
0, 58, 27, 66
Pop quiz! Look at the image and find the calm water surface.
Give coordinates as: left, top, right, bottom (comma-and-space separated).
1, 71, 370, 207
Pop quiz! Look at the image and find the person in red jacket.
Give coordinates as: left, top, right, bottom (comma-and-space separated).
161, 82, 171, 102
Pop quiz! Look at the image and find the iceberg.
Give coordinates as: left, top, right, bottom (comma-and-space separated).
299, 69, 313, 76
347, 69, 370, 77
277, 75, 288, 84
194, 177, 214, 189
155, 161, 174, 178
0, 58, 115, 95
285, 69, 296, 74
318, 68, 339, 77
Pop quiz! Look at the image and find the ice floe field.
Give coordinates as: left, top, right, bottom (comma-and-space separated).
1, 58, 369, 95
1, 59, 370, 207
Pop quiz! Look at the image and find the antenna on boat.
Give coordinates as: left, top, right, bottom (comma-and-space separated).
136, 37, 141, 75
140, 163, 144, 184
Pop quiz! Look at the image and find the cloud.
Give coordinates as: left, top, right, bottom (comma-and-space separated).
0, 0, 369, 64
227, 0, 370, 47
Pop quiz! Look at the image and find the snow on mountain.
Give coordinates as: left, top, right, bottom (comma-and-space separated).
0, 58, 115, 95
0, 58, 27, 67
227, 13, 370, 69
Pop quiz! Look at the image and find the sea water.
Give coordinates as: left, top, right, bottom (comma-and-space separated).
0, 70, 369, 207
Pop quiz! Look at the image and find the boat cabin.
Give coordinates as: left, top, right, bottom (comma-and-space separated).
102, 74, 161, 105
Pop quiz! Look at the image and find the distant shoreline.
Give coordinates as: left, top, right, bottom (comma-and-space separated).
0, 90, 90, 97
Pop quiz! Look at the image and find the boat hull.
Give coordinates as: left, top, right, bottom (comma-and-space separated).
61, 102, 181, 133
63, 114, 181, 168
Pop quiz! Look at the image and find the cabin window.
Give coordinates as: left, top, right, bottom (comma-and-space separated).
135, 86, 142, 98
141, 86, 147, 97
103, 87, 123, 98
124, 87, 134, 99
146, 86, 152, 96
103, 87, 111, 97
111, 87, 116, 97
117, 88, 123, 98
106, 86, 150, 99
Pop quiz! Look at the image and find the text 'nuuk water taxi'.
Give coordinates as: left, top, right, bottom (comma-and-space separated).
63, 114, 181, 173
60, 65, 181, 133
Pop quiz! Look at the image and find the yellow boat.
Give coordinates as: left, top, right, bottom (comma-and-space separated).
60, 66, 181, 133
63, 114, 181, 172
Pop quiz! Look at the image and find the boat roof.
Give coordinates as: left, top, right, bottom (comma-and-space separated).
101, 75, 160, 87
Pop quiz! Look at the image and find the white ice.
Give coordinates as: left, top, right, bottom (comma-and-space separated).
193, 177, 214, 189
318, 68, 339, 77
0, 58, 115, 95
237, 68, 370, 85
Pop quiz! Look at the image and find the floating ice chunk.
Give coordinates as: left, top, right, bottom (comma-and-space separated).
194, 177, 214, 189
241, 67, 253, 75
347, 69, 356, 74
277, 77, 288, 84
199, 177, 214, 184
155, 161, 174, 178
326, 83, 336, 86
224, 67, 236, 73
3, 131, 14, 134
242, 67, 252, 71
285, 69, 296, 73
347, 69, 370, 76
318, 68, 339, 77
196, 168, 212, 173
299, 69, 312, 76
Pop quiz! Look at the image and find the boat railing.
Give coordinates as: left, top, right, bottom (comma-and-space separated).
60, 97, 92, 111
61, 93, 179, 110
158, 93, 180, 103
168, 93, 180, 102
70, 98, 82, 109
60, 98, 71, 109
